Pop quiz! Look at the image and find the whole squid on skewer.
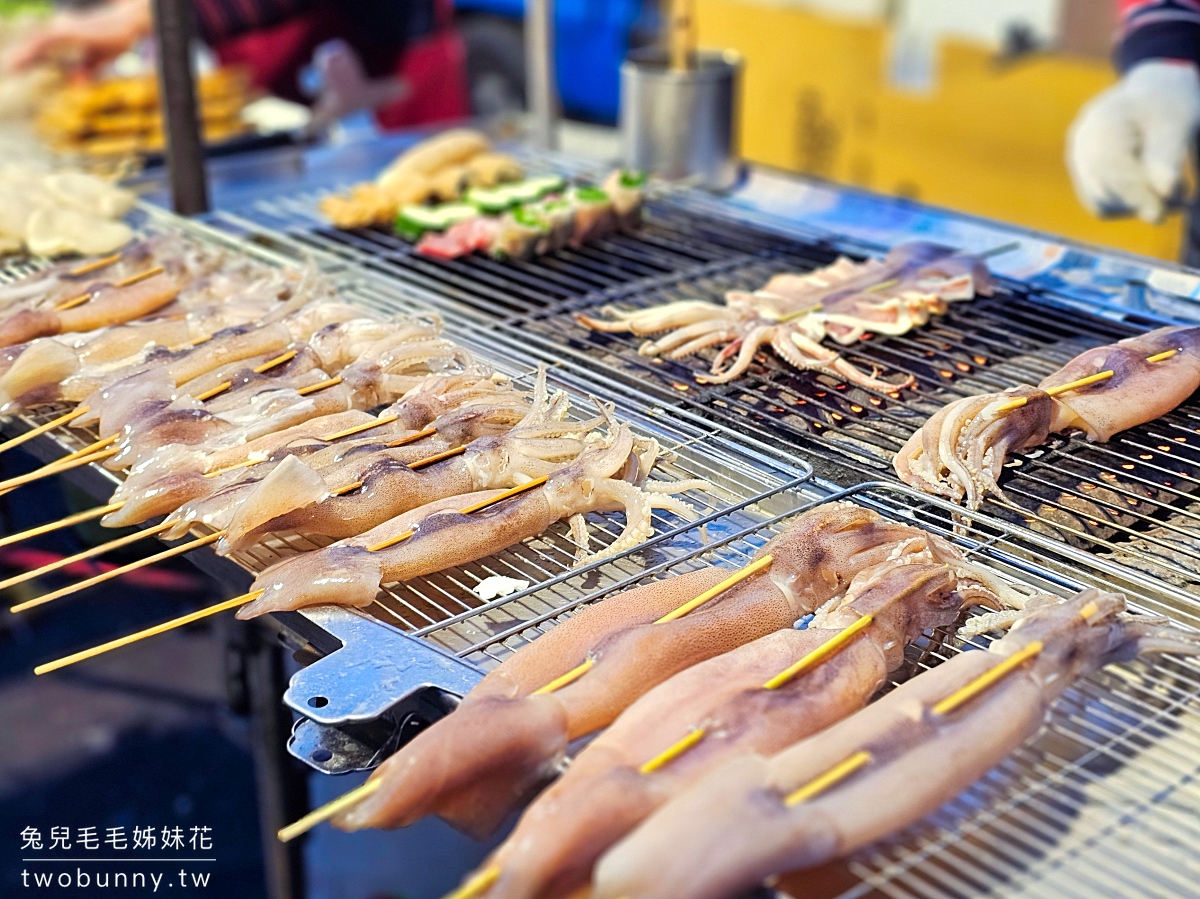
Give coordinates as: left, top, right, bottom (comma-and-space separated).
105, 334, 470, 471
331, 504, 948, 838
219, 371, 604, 552
100, 367, 526, 529
471, 541, 1013, 899
592, 591, 1200, 899
0, 267, 335, 412
894, 325, 1200, 509
576, 242, 993, 390
236, 419, 703, 619
159, 396, 536, 541
0, 267, 183, 348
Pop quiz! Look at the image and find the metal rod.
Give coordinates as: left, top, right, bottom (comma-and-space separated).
151, 0, 210, 215
525, 0, 559, 151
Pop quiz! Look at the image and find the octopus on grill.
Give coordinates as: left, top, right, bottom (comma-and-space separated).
894, 325, 1200, 509
576, 242, 995, 390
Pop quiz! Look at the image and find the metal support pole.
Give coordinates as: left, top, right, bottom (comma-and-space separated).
151, 0, 210, 215
525, 0, 559, 151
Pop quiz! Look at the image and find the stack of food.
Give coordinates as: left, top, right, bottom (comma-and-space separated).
0, 161, 135, 256
35, 67, 251, 157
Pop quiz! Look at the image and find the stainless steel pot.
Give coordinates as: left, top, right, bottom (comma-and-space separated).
620, 48, 743, 191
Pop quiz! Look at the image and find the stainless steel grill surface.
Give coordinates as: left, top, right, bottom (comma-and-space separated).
206, 182, 1200, 597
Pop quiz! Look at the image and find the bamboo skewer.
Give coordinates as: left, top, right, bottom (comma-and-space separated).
783, 750, 873, 806
68, 253, 121, 277
994, 348, 1178, 414
192, 349, 299, 401
0, 405, 92, 456
53, 266, 166, 311
10, 531, 225, 613
34, 590, 266, 676
277, 780, 383, 843
0, 502, 122, 551
931, 640, 1043, 716
0, 521, 173, 594
0, 445, 119, 495
33, 476, 566, 673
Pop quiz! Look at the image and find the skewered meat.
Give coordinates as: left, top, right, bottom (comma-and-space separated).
894, 325, 1200, 509
475, 544, 1010, 899
577, 242, 993, 390
332, 504, 958, 837
592, 591, 1200, 899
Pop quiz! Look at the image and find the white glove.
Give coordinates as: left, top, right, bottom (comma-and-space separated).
308, 40, 409, 132
1067, 60, 1200, 223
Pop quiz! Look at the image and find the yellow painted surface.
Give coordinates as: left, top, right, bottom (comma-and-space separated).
697, 0, 1182, 260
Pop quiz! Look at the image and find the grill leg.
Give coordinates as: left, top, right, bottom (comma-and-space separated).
232, 619, 309, 899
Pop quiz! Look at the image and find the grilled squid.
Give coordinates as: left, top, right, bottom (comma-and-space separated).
332, 504, 959, 839
592, 591, 1200, 899
577, 242, 994, 390
895, 325, 1200, 508
472, 541, 1011, 899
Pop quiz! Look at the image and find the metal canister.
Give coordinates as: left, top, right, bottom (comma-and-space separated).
619, 48, 743, 191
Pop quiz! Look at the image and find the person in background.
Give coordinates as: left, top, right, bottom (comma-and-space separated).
1067, 0, 1200, 263
4, 0, 469, 130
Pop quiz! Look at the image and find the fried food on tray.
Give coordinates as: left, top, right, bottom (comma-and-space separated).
319, 129, 524, 229
35, 67, 253, 156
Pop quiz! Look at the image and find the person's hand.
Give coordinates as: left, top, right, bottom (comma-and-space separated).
4, 0, 152, 74
1067, 59, 1200, 223
308, 40, 409, 132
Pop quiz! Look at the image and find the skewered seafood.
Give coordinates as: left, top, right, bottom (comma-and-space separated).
894, 325, 1200, 509
236, 420, 702, 619
0, 268, 181, 348
592, 591, 1200, 899
577, 242, 994, 389
332, 504, 959, 837
219, 370, 604, 551
473, 541, 1011, 899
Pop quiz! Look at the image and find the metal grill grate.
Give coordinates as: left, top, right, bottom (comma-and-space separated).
204, 192, 843, 321
502, 256, 1200, 597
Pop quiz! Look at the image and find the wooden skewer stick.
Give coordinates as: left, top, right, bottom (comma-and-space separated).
532, 554, 777, 698
931, 640, 1043, 716
278, 780, 384, 843
53, 433, 121, 466
0, 521, 173, 594
0, 405, 92, 456
638, 728, 707, 775
34, 590, 266, 676
53, 266, 166, 311
0, 502, 123, 551
631, 613, 876, 776
320, 414, 401, 442
993, 348, 1179, 414
443, 866, 501, 899
68, 253, 122, 277
366, 477, 549, 552
34, 476, 563, 674
0, 445, 119, 495
192, 349, 299, 402
761, 614, 874, 690
10, 531, 225, 614
297, 376, 343, 396
783, 749, 873, 807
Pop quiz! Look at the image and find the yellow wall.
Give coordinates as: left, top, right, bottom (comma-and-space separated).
697, 0, 1183, 260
